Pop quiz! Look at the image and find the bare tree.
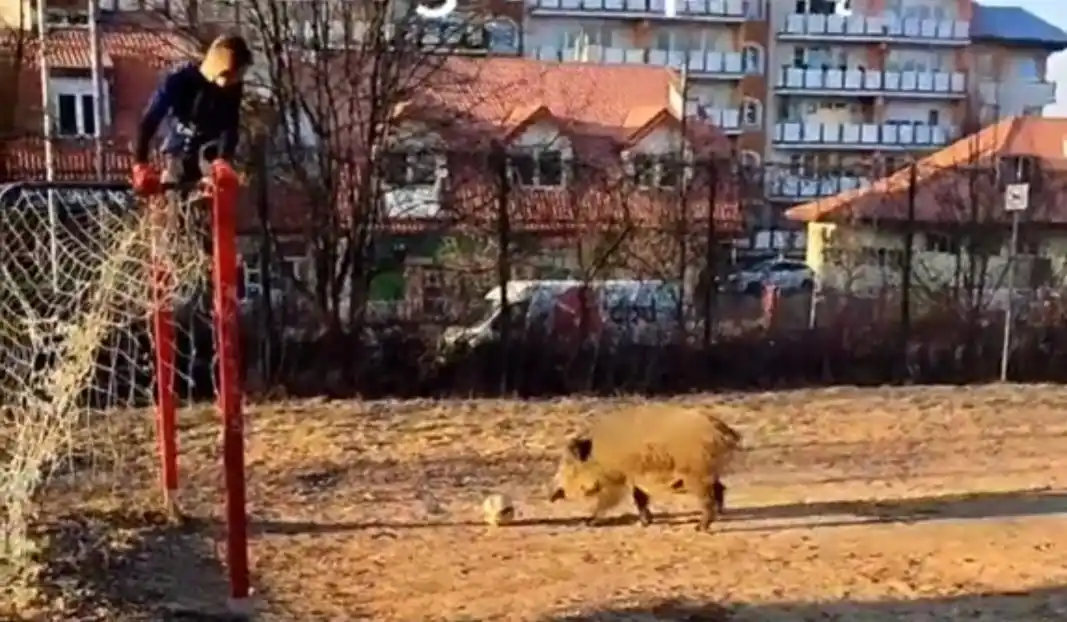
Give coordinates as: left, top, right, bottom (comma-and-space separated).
230, 0, 501, 334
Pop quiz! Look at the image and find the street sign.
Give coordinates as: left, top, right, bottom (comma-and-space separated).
1005, 183, 1029, 212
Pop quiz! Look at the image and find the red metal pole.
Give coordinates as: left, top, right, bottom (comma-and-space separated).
210, 165, 251, 608
150, 197, 178, 512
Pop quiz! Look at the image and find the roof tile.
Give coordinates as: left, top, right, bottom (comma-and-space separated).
972, 4, 1067, 49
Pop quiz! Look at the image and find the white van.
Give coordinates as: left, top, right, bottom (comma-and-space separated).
440, 279, 682, 349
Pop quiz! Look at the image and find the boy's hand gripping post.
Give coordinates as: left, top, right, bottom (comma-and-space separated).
132, 163, 162, 196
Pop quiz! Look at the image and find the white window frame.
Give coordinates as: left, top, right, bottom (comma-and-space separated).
741, 44, 763, 74
45, 8, 88, 26
625, 152, 686, 189
740, 150, 761, 169
50, 77, 108, 138
242, 262, 263, 301
509, 147, 569, 188
384, 150, 445, 187
741, 98, 762, 127
241, 256, 308, 301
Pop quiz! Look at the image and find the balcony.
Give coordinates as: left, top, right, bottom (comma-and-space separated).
779, 13, 969, 45
528, 0, 756, 21
684, 104, 743, 132
528, 46, 760, 78
765, 173, 871, 201
978, 80, 1057, 116
773, 122, 956, 150
776, 67, 966, 98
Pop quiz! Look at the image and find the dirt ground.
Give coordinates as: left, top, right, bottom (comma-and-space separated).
5, 385, 1067, 621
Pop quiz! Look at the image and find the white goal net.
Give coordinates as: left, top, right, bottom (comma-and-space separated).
0, 181, 211, 564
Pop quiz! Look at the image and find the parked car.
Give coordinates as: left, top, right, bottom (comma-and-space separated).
727, 258, 814, 295
440, 279, 683, 351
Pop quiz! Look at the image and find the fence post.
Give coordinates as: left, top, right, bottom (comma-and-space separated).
899, 160, 917, 379
702, 157, 718, 348
149, 196, 178, 513
761, 283, 779, 329
492, 144, 511, 394
255, 141, 275, 388
211, 165, 251, 611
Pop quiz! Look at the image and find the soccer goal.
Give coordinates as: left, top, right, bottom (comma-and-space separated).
0, 168, 251, 610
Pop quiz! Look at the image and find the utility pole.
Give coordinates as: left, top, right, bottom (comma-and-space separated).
701, 156, 717, 347
675, 61, 690, 332
493, 142, 510, 394
899, 159, 917, 378
1000, 159, 1028, 382
35, 0, 58, 290
88, 0, 105, 179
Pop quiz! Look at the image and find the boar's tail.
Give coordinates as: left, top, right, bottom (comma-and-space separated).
703, 416, 743, 475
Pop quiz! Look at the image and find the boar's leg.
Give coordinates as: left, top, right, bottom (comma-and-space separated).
631, 487, 653, 526
585, 484, 625, 527
712, 479, 727, 514
695, 482, 720, 532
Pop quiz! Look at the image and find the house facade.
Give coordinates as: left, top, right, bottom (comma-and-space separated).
785, 116, 1067, 302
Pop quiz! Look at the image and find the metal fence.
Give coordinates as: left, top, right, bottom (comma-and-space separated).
7, 146, 1067, 397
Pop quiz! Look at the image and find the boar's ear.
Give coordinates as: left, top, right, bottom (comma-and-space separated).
567, 436, 593, 461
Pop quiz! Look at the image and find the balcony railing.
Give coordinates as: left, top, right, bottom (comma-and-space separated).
978, 80, 1057, 114
776, 67, 966, 97
684, 104, 743, 131
529, 0, 757, 19
773, 122, 957, 149
529, 46, 760, 76
765, 173, 871, 200
779, 13, 969, 43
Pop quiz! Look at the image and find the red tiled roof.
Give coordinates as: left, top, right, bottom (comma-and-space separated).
785, 116, 1067, 224
396, 56, 728, 150
0, 23, 200, 172
7, 24, 197, 71
273, 55, 740, 233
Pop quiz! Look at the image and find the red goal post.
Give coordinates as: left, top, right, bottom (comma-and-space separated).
0, 165, 251, 611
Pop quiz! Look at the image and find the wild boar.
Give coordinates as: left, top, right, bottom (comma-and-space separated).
548, 408, 741, 531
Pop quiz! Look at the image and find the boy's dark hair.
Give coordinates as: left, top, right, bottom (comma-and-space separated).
207, 34, 253, 70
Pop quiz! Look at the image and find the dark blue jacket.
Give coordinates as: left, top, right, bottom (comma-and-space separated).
135, 61, 243, 164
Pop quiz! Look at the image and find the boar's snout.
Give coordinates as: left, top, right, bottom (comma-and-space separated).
549, 488, 565, 502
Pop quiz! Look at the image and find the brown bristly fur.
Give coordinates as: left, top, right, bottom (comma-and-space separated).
587, 408, 741, 480
551, 407, 742, 531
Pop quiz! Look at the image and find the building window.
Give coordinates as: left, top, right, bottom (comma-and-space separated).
510, 149, 565, 187
486, 17, 520, 54
631, 153, 680, 189
741, 98, 762, 126
999, 155, 1037, 185
45, 8, 88, 26
742, 44, 762, 74
1014, 57, 1039, 81
240, 256, 307, 301
383, 151, 439, 186
51, 78, 103, 137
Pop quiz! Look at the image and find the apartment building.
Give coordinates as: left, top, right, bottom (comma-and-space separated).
5, 2, 1064, 229
517, 0, 1067, 242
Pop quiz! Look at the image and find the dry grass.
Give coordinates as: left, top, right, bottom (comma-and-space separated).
5, 385, 1067, 620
